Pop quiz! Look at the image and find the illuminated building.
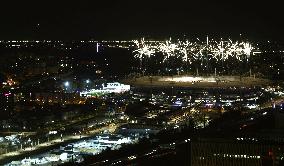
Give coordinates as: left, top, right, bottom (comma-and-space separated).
80, 82, 130, 97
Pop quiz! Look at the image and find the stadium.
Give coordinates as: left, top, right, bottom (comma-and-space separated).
124, 37, 272, 88
123, 75, 271, 88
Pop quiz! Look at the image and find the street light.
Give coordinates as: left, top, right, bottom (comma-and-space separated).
64, 81, 70, 92
86, 79, 90, 84
64, 81, 70, 87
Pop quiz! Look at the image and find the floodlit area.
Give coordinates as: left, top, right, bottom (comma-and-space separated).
160, 76, 216, 83
124, 75, 271, 88
80, 82, 130, 97
4, 134, 138, 166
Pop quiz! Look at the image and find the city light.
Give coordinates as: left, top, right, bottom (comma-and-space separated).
64, 81, 69, 87
1, 1, 284, 165
160, 76, 216, 83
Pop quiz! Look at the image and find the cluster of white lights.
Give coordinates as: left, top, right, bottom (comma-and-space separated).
133, 37, 257, 63
160, 76, 216, 82
213, 153, 261, 159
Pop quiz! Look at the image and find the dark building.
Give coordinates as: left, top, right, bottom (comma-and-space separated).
274, 109, 284, 129
191, 138, 284, 166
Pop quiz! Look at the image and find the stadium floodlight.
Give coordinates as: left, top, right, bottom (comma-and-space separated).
64, 81, 69, 87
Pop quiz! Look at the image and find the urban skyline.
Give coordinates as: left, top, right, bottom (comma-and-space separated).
1, 1, 284, 166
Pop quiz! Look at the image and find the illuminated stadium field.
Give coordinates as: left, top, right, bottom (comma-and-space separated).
123, 75, 271, 88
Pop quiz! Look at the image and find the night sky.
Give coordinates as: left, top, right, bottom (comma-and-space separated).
0, 1, 283, 41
